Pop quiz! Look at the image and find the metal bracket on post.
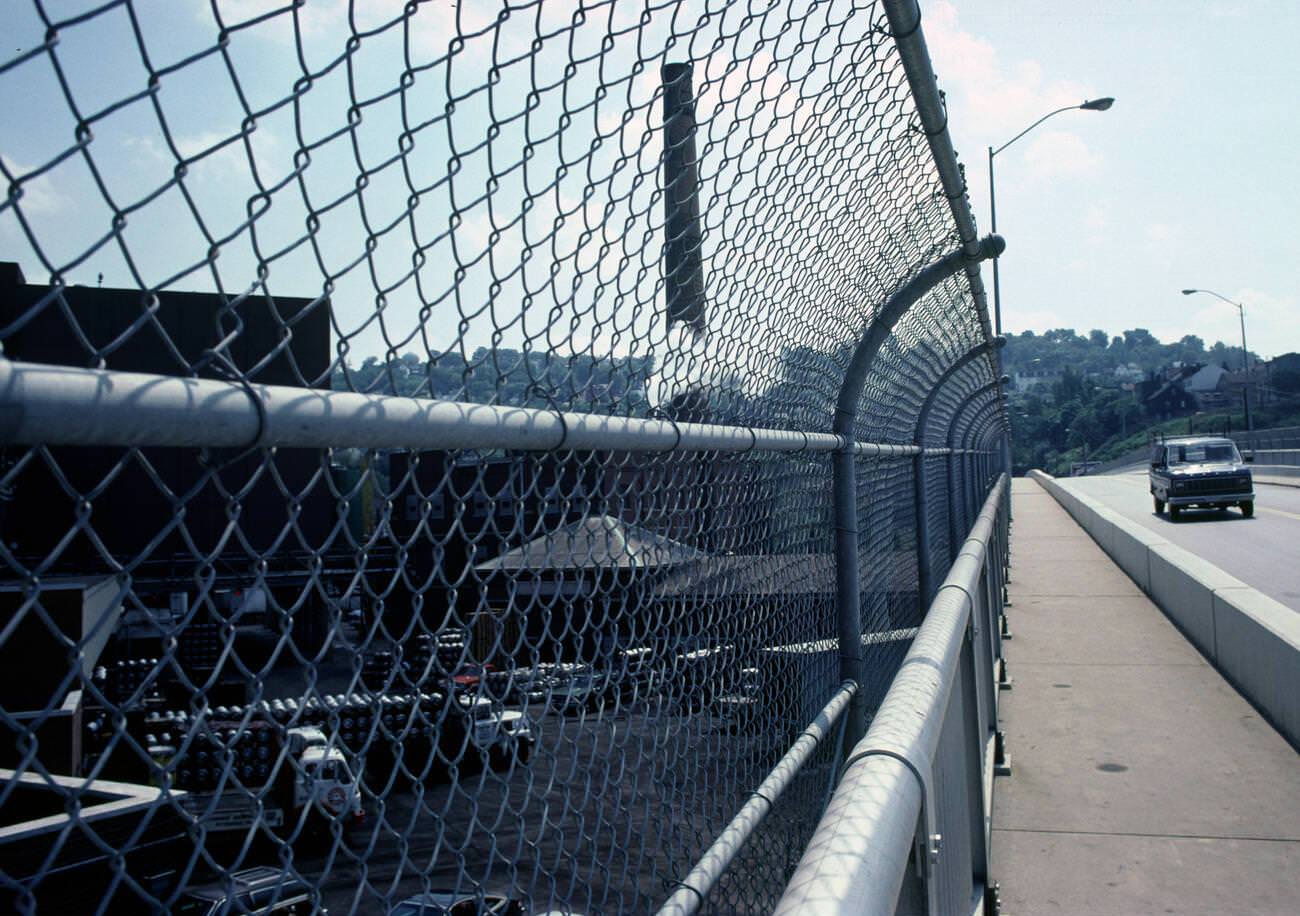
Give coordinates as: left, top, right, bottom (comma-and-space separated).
994, 729, 1012, 777
832, 235, 1004, 756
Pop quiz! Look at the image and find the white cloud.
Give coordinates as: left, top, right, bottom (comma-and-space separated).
924, 3, 1095, 138
1009, 308, 1066, 333
1083, 204, 1110, 231
1022, 130, 1103, 180
1, 155, 69, 215
1144, 222, 1174, 244
1146, 287, 1295, 361
923, 1, 1105, 201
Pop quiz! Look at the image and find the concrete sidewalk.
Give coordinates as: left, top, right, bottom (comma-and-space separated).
992, 478, 1300, 915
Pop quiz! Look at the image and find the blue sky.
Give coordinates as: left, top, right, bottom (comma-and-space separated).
2, 0, 1296, 377
929, 0, 1300, 359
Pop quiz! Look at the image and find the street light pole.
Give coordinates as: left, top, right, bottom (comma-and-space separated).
1181, 288, 1253, 430
988, 146, 1001, 335
987, 97, 1114, 336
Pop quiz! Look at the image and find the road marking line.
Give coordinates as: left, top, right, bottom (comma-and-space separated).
1257, 505, 1300, 522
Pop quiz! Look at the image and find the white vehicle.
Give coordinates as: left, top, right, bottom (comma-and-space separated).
178, 725, 362, 832
290, 728, 362, 822
461, 696, 534, 767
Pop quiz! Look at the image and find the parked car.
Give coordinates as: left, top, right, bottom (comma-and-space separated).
177, 866, 321, 915
391, 891, 526, 915
1149, 436, 1255, 520
716, 666, 762, 731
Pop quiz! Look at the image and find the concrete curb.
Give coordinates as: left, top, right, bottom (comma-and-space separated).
1026, 469, 1300, 749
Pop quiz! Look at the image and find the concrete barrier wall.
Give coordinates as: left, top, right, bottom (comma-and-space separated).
1026, 469, 1300, 748
1253, 464, 1300, 482
1252, 449, 1300, 466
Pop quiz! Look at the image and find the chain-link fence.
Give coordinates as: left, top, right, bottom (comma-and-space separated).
0, 1, 1005, 913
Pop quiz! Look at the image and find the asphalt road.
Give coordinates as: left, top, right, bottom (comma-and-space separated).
1065, 472, 1300, 612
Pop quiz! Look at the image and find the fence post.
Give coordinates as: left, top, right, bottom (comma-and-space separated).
912, 338, 1004, 612
831, 236, 1003, 752
946, 377, 1008, 560
965, 399, 1002, 513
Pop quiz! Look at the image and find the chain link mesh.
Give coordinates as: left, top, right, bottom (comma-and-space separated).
0, 1, 1001, 913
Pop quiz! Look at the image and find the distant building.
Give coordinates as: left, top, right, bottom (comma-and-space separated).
1137, 365, 1200, 419
383, 447, 788, 646
1267, 352, 1300, 374
1184, 363, 1229, 409
1222, 367, 1272, 408
1265, 353, 1300, 397
1012, 368, 1061, 395
1112, 363, 1145, 384
0, 262, 335, 775
0, 262, 333, 576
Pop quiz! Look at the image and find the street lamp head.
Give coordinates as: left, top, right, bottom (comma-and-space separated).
1180, 289, 1198, 296
1080, 97, 1115, 111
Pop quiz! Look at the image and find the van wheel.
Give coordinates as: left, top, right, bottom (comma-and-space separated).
1169, 505, 1182, 522
1153, 496, 1165, 515
1241, 501, 1254, 518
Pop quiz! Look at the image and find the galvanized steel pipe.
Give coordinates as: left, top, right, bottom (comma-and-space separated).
656, 681, 858, 916
0, 360, 940, 457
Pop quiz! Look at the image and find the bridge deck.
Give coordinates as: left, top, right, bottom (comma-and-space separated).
992, 478, 1300, 915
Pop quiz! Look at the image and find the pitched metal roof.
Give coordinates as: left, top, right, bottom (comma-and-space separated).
476, 515, 707, 571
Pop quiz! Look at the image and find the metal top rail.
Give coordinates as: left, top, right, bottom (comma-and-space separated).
0, 360, 993, 457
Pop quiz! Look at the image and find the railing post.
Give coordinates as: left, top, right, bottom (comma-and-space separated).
964, 399, 1002, 514
832, 236, 1003, 753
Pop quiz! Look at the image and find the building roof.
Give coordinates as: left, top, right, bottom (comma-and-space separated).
643, 551, 901, 600
1185, 364, 1227, 393
649, 553, 837, 598
476, 515, 707, 572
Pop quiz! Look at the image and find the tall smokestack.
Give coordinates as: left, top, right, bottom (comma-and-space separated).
661, 62, 706, 333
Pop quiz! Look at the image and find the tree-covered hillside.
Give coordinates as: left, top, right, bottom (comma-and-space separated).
1001, 327, 1253, 378
1005, 328, 1300, 474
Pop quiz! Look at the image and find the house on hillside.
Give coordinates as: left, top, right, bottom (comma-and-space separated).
1266, 353, 1300, 396
1137, 365, 1200, 419
1012, 367, 1061, 395
1223, 367, 1273, 408
1184, 363, 1229, 409
1113, 363, 1145, 384
1268, 352, 1300, 375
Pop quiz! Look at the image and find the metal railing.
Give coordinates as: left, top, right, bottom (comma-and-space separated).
775, 473, 1010, 915
0, 0, 1008, 913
